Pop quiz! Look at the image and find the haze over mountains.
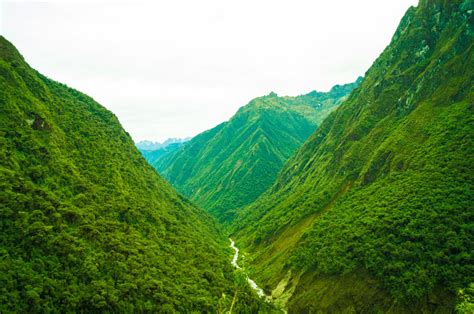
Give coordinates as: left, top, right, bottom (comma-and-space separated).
136, 137, 191, 152
137, 138, 192, 167
1, 0, 473, 312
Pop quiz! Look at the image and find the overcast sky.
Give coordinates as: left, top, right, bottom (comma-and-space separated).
1, 0, 418, 142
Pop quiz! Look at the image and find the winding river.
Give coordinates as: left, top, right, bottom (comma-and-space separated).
229, 238, 267, 298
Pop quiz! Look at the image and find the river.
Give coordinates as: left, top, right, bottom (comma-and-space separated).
230, 238, 289, 313
229, 238, 267, 298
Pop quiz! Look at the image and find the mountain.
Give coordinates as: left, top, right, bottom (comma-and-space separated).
154, 79, 361, 222
0, 37, 266, 312
232, 0, 473, 312
138, 138, 191, 166
135, 140, 162, 151
136, 137, 191, 151
140, 142, 187, 166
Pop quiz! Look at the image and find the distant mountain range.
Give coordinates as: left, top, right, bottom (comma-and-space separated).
153, 78, 361, 222
136, 137, 191, 151
137, 137, 192, 166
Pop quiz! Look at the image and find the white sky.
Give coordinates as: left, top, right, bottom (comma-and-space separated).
0, 0, 418, 142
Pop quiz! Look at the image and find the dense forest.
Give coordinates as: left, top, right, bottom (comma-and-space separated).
231, 0, 473, 311
153, 80, 360, 222
0, 36, 269, 312
1, 0, 473, 312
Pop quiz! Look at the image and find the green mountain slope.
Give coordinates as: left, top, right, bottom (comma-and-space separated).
155, 81, 360, 222
233, 0, 473, 311
0, 37, 265, 312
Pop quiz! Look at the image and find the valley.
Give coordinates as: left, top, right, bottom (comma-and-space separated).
229, 239, 267, 299
1, 0, 473, 312
142, 0, 473, 311
140, 78, 361, 222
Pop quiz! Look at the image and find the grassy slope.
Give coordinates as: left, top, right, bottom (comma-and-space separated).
233, 0, 473, 311
0, 36, 265, 312
155, 81, 360, 222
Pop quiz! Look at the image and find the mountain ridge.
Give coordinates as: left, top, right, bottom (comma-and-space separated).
154, 78, 361, 221
136, 137, 191, 151
232, 0, 473, 311
0, 36, 266, 312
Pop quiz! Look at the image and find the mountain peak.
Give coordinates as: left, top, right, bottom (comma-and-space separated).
1, 37, 264, 312
0, 36, 25, 64
232, 0, 473, 311
153, 79, 359, 222
136, 137, 191, 151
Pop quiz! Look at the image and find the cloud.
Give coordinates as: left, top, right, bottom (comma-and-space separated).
1, 0, 418, 142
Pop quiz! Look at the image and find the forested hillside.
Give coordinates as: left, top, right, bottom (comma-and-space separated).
0, 36, 265, 312
233, 0, 474, 311
155, 80, 360, 222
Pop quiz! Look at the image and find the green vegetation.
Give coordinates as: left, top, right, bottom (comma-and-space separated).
233, 0, 473, 311
0, 36, 266, 312
1, 0, 472, 312
155, 80, 360, 222
456, 283, 474, 313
